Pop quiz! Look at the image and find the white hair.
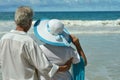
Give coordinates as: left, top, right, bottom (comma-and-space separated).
15, 6, 33, 27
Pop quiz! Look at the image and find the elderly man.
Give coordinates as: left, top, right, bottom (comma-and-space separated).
0, 6, 72, 80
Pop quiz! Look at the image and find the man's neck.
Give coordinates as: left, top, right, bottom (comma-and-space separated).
16, 26, 24, 31
16, 26, 27, 32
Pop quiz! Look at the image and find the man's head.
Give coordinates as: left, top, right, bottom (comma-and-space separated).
15, 6, 33, 32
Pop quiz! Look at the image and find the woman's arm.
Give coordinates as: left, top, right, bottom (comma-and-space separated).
70, 35, 87, 66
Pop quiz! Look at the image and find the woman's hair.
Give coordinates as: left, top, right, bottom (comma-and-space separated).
14, 6, 33, 27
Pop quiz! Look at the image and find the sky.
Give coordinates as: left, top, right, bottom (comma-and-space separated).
0, 0, 120, 12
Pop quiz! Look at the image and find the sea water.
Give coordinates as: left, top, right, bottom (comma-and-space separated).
0, 11, 120, 80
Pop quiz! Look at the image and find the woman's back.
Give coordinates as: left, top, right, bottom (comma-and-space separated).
40, 44, 80, 80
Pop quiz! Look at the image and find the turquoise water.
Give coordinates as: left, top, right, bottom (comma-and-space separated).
0, 11, 120, 80
77, 34, 120, 80
0, 11, 120, 20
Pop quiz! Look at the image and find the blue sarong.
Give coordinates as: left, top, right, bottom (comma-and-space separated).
72, 57, 85, 80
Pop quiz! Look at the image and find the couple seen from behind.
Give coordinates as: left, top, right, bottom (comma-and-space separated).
0, 6, 87, 80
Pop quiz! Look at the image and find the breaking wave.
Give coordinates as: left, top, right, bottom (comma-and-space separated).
0, 20, 120, 35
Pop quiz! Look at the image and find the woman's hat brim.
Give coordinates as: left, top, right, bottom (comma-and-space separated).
34, 19, 71, 46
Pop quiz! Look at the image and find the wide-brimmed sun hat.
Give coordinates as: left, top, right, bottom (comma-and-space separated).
34, 19, 71, 46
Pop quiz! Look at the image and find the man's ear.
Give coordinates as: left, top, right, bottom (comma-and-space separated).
29, 19, 32, 26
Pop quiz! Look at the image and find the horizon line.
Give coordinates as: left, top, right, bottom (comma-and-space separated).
0, 10, 120, 13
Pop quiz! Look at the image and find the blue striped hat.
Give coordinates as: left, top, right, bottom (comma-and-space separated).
34, 19, 71, 46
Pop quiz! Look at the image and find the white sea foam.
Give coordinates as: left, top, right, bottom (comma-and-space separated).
70, 31, 120, 34
0, 20, 120, 35
62, 20, 120, 27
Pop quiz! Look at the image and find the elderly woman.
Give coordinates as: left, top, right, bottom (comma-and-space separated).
34, 19, 87, 80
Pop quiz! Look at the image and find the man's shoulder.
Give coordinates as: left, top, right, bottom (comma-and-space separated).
1, 32, 34, 42
0, 32, 11, 40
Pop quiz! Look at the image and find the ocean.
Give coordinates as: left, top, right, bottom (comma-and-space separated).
0, 11, 120, 80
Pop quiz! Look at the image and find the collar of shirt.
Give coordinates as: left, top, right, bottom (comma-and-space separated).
10, 30, 27, 35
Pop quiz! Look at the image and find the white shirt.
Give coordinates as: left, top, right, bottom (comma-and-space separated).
0, 30, 59, 80
39, 44, 80, 80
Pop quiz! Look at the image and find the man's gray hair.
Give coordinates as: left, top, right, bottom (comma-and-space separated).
15, 6, 33, 27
